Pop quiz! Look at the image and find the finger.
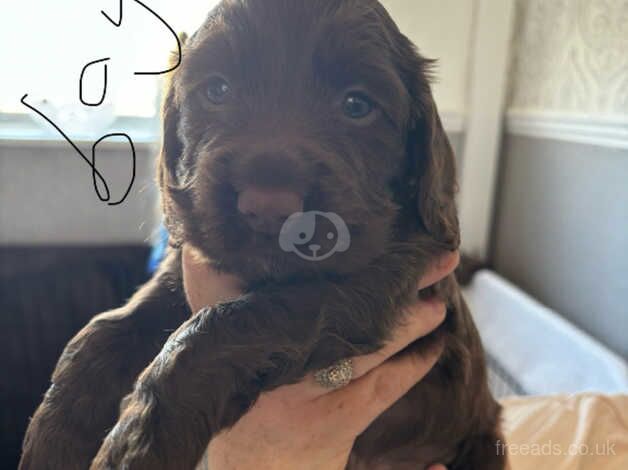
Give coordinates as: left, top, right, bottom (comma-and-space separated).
418, 250, 460, 290
427, 465, 447, 470
349, 298, 446, 380
322, 339, 444, 436
297, 298, 445, 399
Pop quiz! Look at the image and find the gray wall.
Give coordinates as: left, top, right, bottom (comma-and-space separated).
0, 141, 159, 245
492, 135, 628, 358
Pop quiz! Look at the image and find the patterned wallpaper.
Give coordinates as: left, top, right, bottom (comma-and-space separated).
509, 0, 628, 117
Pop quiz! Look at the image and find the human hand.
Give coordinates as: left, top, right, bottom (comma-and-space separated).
182, 245, 458, 470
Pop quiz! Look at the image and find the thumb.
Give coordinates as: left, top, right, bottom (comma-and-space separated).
182, 244, 243, 312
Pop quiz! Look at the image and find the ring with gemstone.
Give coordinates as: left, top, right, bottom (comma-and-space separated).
314, 358, 354, 389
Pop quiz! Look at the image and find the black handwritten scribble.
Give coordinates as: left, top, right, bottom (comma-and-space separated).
21, 94, 136, 206
21, 0, 182, 206
132, 0, 182, 74
79, 58, 110, 106
92, 133, 136, 206
101, 0, 182, 75
101, 0, 123, 27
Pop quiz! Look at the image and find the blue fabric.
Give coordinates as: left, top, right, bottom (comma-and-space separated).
148, 225, 169, 274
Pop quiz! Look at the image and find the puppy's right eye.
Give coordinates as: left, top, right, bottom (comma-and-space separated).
205, 76, 231, 104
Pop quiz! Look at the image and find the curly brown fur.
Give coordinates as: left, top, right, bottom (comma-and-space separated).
21, 1, 505, 469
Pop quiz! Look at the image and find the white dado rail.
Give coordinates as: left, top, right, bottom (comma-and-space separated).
506, 111, 628, 150
459, 0, 628, 259
506, 0, 628, 150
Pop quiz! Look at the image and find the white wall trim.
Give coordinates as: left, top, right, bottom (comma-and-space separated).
506, 110, 628, 150
458, 0, 516, 260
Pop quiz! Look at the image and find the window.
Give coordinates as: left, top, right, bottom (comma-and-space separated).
1, 0, 220, 138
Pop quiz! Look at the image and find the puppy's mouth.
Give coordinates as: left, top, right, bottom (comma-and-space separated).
198, 179, 387, 277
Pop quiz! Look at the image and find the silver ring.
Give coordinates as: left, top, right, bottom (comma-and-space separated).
314, 358, 353, 389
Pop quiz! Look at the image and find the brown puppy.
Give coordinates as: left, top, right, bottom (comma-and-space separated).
20, 1, 505, 469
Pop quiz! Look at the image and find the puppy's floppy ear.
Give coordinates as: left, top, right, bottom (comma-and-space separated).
370, 2, 459, 249
157, 36, 192, 247
408, 88, 460, 250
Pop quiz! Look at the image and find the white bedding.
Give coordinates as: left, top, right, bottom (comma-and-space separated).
463, 270, 628, 395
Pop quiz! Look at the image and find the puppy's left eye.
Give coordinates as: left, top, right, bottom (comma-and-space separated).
205, 76, 231, 104
342, 92, 374, 119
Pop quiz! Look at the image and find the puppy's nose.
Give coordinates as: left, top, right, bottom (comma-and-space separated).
237, 187, 303, 234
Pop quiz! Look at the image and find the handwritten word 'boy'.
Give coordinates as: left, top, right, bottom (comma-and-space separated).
22, 0, 182, 206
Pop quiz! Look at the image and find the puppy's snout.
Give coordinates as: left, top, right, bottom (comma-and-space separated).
237, 187, 303, 234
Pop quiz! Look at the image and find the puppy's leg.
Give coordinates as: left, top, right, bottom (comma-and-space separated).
90, 285, 335, 469
90, 246, 434, 470
19, 252, 189, 470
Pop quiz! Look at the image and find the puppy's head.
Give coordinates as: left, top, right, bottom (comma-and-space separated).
158, 0, 459, 281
